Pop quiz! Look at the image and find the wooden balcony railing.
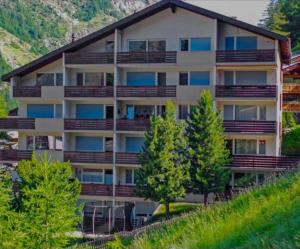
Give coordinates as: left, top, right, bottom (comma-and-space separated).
65, 52, 114, 64
64, 152, 113, 164
283, 84, 300, 94
64, 119, 114, 131
228, 155, 300, 169
117, 51, 177, 64
0, 118, 35, 130
64, 86, 114, 98
216, 50, 275, 63
283, 103, 300, 112
115, 185, 136, 197
13, 86, 41, 97
0, 150, 32, 161
117, 119, 150, 131
117, 86, 176, 98
80, 184, 136, 197
215, 85, 277, 98
116, 153, 140, 165
223, 120, 276, 133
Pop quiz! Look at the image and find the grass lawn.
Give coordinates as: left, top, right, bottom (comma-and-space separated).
122, 171, 300, 249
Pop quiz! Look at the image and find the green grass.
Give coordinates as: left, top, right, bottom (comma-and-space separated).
123, 171, 300, 249
152, 202, 200, 221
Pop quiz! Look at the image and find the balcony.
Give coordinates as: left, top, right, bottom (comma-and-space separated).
216, 50, 275, 63
115, 185, 136, 197
0, 150, 32, 161
117, 51, 177, 64
116, 153, 139, 165
283, 84, 300, 94
0, 118, 35, 130
223, 120, 276, 134
283, 103, 300, 112
117, 119, 150, 132
65, 52, 114, 64
13, 86, 41, 97
80, 184, 136, 197
117, 86, 176, 98
215, 85, 277, 98
228, 155, 300, 170
64, 86, 114, 98
64, 152, 113, 164
64, 119, 114, 131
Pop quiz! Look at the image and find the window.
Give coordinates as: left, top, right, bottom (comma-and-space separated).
26, 136, 34, 150
37, 73, 55, 86
235, 106, 257, 121
26, 136, 61, 150
259, 106, 266, 120
126, 105, 135, 120
27, 104, 54, 118
148, 40, 166, 52
224, 105, 234, 120
259, 140, 266, 155
105, 138, 113, 152
105, 41, 114, 52
76, 104, 104, 119
106, 73, 114, 86
191, 38, 211, 51
156, 105, 165, 116
179, 105, 188, 120
125, 169, 136, 185
236, 71, 267, 85
157, 73, 166, 86
75, 136, 103, 152
125, 137, 145, 153
180, 39, 189, 51
235, 140, 257, 155
106, 106, 114, 119
129, 40, 147, 52
179, 72, 188, 85
105, 169, 113, 185
236, 36, 257, 50
85, 72, 104, 86
56, 73, 63, 86
190, 71, 210, 86
55, 104, 62, 118
82, 169, 104, 183
226, 139, 233, 155
127, 72, 156, 86
225, 37, 235, 50
224, 71, 234, 85
76, 73, 84, 86
35, 136, 50, 150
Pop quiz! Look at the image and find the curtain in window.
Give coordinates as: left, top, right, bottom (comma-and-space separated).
125, 137, 145, 153
190, 71, 210, 85
235, 140, 257, 154
191, 38, 211, 51
27, 104, 54, 118
75, 136, 103, 152
76, 104, 104, 119
127, 72, 156, 86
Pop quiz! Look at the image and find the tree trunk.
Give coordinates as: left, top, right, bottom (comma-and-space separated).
165, 202, 170, 220
204, 193, 208, 207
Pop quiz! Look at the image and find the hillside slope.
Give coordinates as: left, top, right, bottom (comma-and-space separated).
126, 171, 300, 249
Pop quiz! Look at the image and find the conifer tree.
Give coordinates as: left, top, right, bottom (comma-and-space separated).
135, 101, 190, 219
186, 90, 230, 206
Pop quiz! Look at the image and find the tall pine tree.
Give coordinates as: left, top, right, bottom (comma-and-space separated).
135, 101, 190, 219
186, 90, 230, 206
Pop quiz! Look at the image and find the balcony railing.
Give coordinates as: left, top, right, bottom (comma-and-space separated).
228, 155, 300, 169
223, 120, 276, 133
216, 50, 275, 63
115, 185, 136, 197
64, 152, 113, 164
117, 86, 176, 98
13, 86, 41, 97
117, 119, 150, 132
215, 85, 277, 98
116, 153, 140, 165
0, 150, 32, 161
65, 52, 114, 64
64, 119, 114, 131
0, 118, 35, 130
64, 86, 114, 98
80, 184, 136, 197
117, 51, 177, 64
283, 84, 300, 94
283, 103, 300, 112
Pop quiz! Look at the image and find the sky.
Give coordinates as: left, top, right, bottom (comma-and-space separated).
185, 0, 270, 25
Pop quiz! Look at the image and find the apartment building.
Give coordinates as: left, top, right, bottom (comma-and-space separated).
0, 0, 296, 231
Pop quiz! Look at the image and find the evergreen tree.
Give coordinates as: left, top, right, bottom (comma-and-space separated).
186, 90, 230, 206
282, 112, 296, 129
135, 101, 190, 219
16, 153, 82, 249
0, 95, 8, 118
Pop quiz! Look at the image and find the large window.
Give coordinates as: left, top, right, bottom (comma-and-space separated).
127, 72, 156, 86
129, 40, 147, 52
76, 104, 104, 119
236, 36, 257, 50
224, 105, 267, 121
223, 105, 234, 120
236, 71, 267, 85
235, 140, 257, 155
125, 137, 145, 153
225, 37, 234, 50
27, 104, 54, 118
85, 72, 104, 86
128, 40, 166, 52
235, 106, 257, 121
37, 73, 62, 86
148, 40, 166, 52
75, 136, 103, 152
125, 169, 136, 185
190, 38, 211, 51
190, 71, 210, 86
26, 136, 62, 150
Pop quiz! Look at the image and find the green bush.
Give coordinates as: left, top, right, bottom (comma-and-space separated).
282, 125, 300, 155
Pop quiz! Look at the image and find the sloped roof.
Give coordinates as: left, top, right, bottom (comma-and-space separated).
1, 0, 291, 82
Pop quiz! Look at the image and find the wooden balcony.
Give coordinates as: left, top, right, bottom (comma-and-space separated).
117, 86, 176, 98
115, 185, 136, 197
64, 119, 114, 131
65, 52, 114, 64
117, 51, 177, 64
228, 155, 300, 170
117, 119, 150, 132
0, 150, 32, 161
64, 152, 113, 164
116, 153, 140, 165
216, 50, 275, 63
223, 120, 276, 133
80, 184, 136, 197
283, 84, 300, 94
64, 86, 114, 98
0, 118, 35, 130
215, 85, 277, 98
283, 103, 300, 112
13, 86, 41, 97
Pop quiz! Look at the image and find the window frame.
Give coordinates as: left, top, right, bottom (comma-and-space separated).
77, 168, 105, 184
128, 39, 166, 52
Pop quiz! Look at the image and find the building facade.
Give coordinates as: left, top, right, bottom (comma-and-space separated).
0, 0, 296, 231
